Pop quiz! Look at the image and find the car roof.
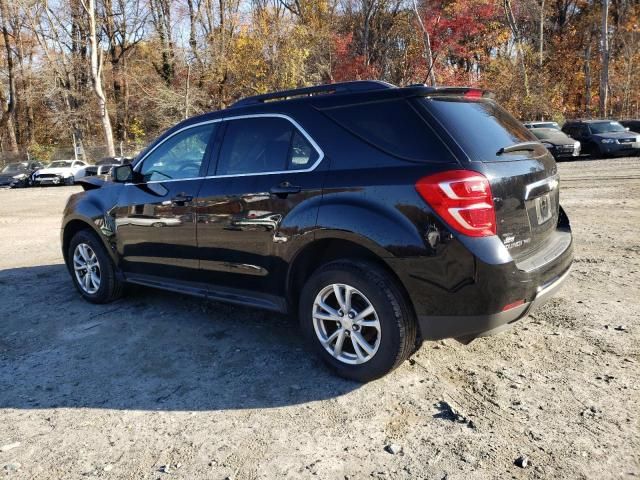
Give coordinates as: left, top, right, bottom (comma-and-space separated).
225, 81, 492, 112
161, 81, 495, 142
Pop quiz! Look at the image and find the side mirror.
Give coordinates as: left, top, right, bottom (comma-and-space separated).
112, 164, 134, 183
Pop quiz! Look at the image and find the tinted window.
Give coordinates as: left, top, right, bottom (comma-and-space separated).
320, 99, 452, 162
421, 98, 535, 162
217, 117, 296, 175
288, 130, 318, 170
1, 163, 26, 174
140, 123, 215, 181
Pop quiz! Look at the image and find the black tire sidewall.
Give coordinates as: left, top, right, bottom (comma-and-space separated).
299, 262, 409, 382
67, 230, 117, 304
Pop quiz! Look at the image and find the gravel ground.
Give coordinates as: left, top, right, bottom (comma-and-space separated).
0, 157, 638, 479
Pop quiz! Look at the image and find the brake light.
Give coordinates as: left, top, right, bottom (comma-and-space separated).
415, 170, 496, 237
464, 89, 483, 99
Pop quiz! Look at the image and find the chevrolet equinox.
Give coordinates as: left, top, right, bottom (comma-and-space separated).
62, 81, 573, 381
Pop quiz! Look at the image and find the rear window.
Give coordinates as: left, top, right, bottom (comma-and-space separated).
319, 99, 453, 163
420, 98, 536, 162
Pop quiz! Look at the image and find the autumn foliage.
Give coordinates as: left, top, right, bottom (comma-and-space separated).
0, 0, 638, 156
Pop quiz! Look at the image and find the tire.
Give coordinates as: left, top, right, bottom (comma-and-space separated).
67, 229, 124, 304
65, 175, 75, 186
299, 260, 417, 382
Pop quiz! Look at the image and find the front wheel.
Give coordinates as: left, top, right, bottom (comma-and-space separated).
299, 260, 417, 382
67, 229, 124, 304
65, 175, 75, 186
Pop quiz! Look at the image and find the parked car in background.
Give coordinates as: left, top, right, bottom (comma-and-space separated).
523, 121, 561, 130
84, 157, 133, 178
530, 128, 581, 160
61, 81, 573, 382
0, 161, 45, 188
562, 120, 640, 157
32, 160, 88, 186
619, 120, 640, 135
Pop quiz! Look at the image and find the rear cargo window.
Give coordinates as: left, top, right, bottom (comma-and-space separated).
319, 99, 453, 163
420, 98, 536, 162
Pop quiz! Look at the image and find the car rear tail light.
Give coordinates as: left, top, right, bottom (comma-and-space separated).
415, 170, 496, 237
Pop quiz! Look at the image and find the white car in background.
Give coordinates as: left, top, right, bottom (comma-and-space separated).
32, 160, 88, 186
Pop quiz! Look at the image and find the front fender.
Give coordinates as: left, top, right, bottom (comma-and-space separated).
61, 183, 122, 264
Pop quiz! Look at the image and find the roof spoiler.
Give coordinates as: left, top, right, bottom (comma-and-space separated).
407, 85, 495, 100
231, 80, 396, 108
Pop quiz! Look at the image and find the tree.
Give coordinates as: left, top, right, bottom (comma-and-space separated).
81, 0, 115, 156
0, 0, 18, 153
599, 0, 609, 116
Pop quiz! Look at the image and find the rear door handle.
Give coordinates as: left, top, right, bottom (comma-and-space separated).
171, 193, 193, 205
270, 182, 301, 197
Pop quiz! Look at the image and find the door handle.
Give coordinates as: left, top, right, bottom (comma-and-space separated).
171, 193, 193, 205
270, 181, 301, 197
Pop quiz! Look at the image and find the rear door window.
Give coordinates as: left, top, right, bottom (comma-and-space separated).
319, 99, 453, 163
215, 117, 320, 175
288, 130, 319, 170
419, 97, 536, 162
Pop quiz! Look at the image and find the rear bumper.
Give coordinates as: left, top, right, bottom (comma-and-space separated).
426, 265, 571, 344
386, 210, 574, 342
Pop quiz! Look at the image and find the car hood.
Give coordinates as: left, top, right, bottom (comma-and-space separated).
36, 167, 74, 175
537, 131, 576, 145
593, 132, 639, 140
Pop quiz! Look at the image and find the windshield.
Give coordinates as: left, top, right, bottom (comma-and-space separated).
590, 121, 626, 134
1, 163, 25, 174
419, 97, 535, 162
49, 161, 73, 168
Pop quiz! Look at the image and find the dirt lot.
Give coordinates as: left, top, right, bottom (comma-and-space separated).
0, 157, 638, 479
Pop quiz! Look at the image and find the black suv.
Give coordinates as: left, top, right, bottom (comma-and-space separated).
562, 119, 640, 157
620, 119, 640, 135
62, 81, 573, 381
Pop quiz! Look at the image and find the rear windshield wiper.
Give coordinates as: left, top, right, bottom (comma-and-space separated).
496, 141, 540, 155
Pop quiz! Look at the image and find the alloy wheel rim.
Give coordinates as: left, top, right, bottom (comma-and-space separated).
312, 283, 381, 365
73, 243, 101, 294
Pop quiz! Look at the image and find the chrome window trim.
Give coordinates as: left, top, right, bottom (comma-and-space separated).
128, 113, 324, 185
524, 174, 559, 200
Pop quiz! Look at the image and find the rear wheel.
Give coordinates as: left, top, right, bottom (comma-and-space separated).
67, 229, 124, 304
299, 260, 417, 382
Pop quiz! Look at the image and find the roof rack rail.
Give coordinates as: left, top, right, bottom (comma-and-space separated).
231, 80, 395, 108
